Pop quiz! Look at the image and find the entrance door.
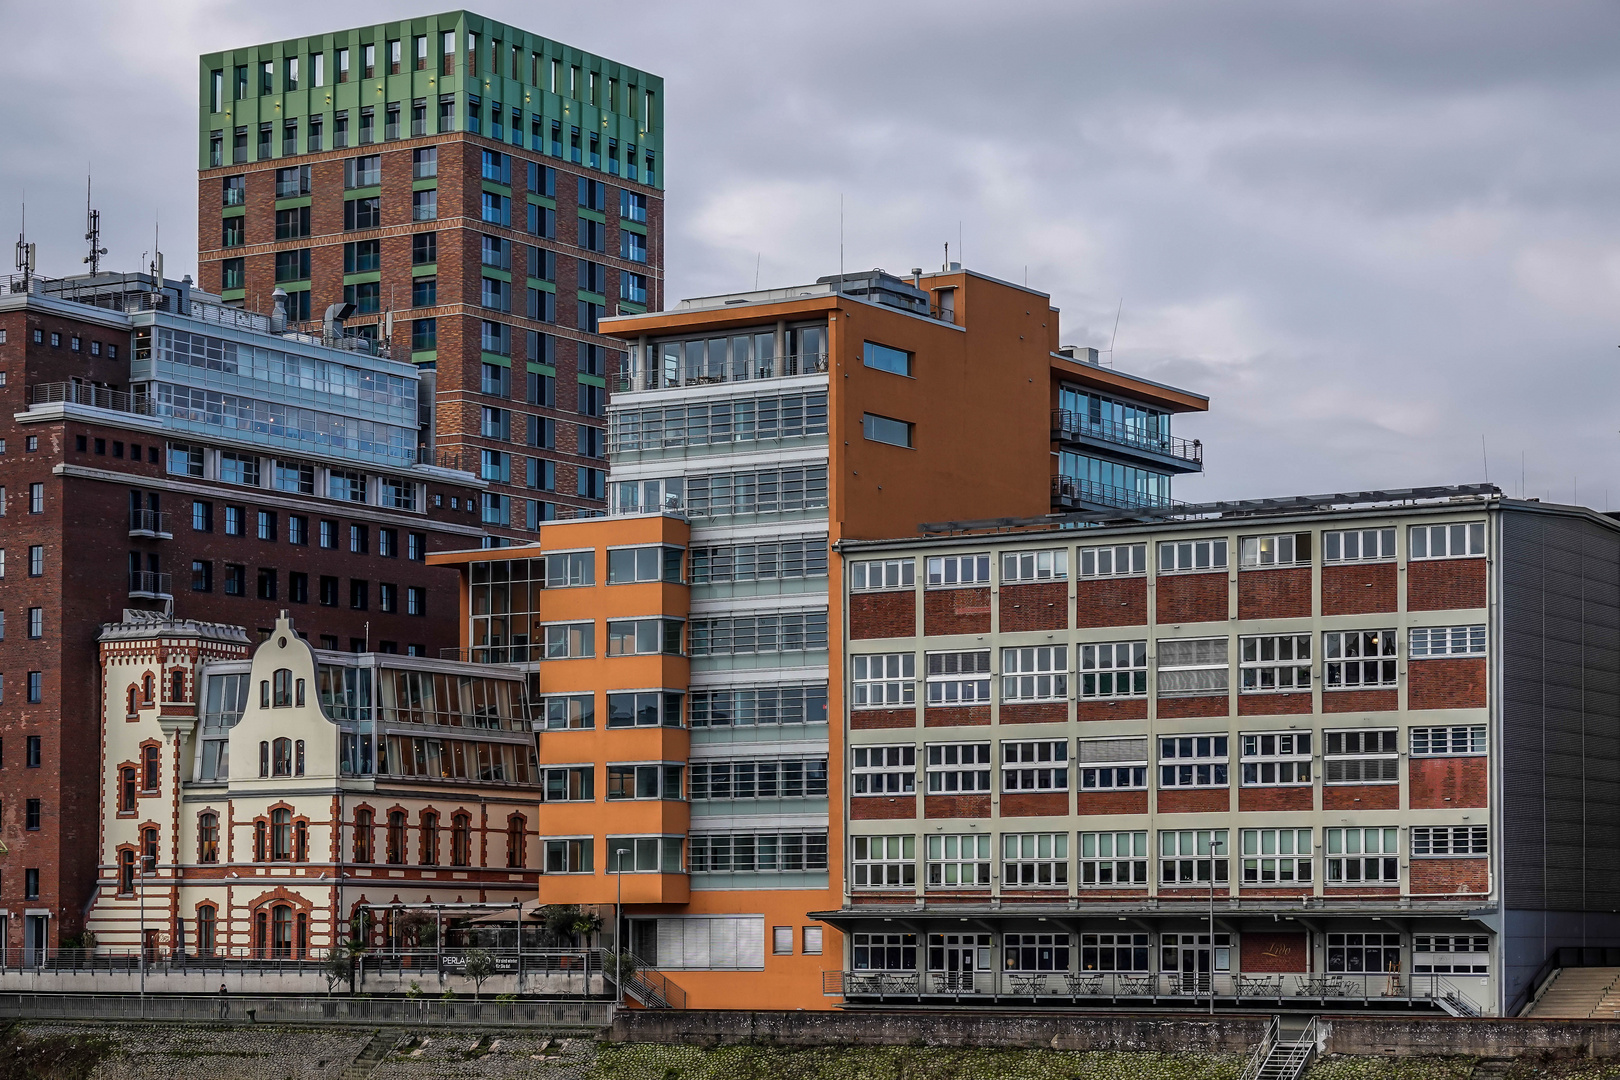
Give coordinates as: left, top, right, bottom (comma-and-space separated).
927, 933, 989, 993
23, 916, 47, 967
1176, 944, 1211, 993
1161, 933, 1231, 994
143, 929, 159, 963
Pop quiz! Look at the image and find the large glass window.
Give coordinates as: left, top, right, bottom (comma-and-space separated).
852, 746, 915, 795
852, 836, 915, 888
1078, 737, 1148, 791
1324, 630, 1397, 688
1241, 829, 1312, 884
1240, 732, 1311, 786
925, 651, 990, 705
1158, 735, 1228, 788
1239, 634, 1311, 692
1002, 646, 1067, 702
926, 834, 991, 886
1325, 828, 1399, 883
852, 653, 915, 708
1158, 829, 1229, 885
1156, 637, 1228, 697
925, 743, 991, 793
1080, 642, 1146, 698
1079, 832, 1149, 886
1001, 741, 1067, 791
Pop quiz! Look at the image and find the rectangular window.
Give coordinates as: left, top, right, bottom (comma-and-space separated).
925, 742, 992, 793
1413, 935, 1490, 975
1002, 549, 1069, 582
850, 558, 914, 591
606, 618, 683, 657
926, 554, 990, 587
1410, 522, 1486, 559
862, 341, 912, 376
1002, 646, 1067, 702
606, 691, 682, 729
1324, 630, 1397, 688
1239, 532, 1311, 568
542, 694, 595, 731
27, 608, 42, 639
688, 685, 828, 728
862, 413, 913, 448
688, 758, 827, 800
1079, 641, 1147, 698
1078, 736, 1148, 791
1241, 828, 1313, 884
545, 551, 594, 587
256, 510, 276, 541
1156, 636, 1228, 696
1158, 538, 1229, 573
1410, 625, 1486, 658
543, 622, 594, 659
1324, 729, 1399, 784
1002, 741, 1068, 791
1158, 735, 1229, 788
606, 763, 683, 801
412, 232, 437, 264
924, 651, 991, 706
1411, 825, 1488, 856
1077, 543, 1144, 578
28, 483, 44, 512
851, 835, 915, 888
1325, 827, 1399, 883
191, 560, 212, 592
1158, 829, 1229, 885
343, 197, 381, 230
852, 653, 915, 707
1239, 634, 1311, 692
1411, 725, 1486, 756
223, 506, 244, 537
852, 745, 915, 795
1324, 528, 1396, 563
1240, 732, 1312, 786
1078, 833, 1149, 888
927, 834, 991, 886
543, 838, 593, 873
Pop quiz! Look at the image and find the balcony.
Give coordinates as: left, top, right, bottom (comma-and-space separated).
824, 970, 1482, 1015
441, 644, 540, 664
28, 381, 155, 416
615, 352, 830, 393
128, 571, 173, 600
1051, 410, 1203, 474
1051, 475, 1180, 514
128, 509, 172, 539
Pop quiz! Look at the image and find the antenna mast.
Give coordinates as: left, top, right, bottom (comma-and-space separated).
15, 200, 35, 290
83, 174, 107, 275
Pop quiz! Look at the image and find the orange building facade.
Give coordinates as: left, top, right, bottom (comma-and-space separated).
430, 265, 1207, 1009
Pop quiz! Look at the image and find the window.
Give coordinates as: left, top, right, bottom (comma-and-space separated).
25, 799, 41, 830
1002, 741, 1068, 791
318, 520, 337, 548
27, 545, 42, 576
256, 510, 277, 541
1156, 637, 1228, 697
1239, 532, 1311, 567
925, 651, 991, 705
28, 482, 44, 512
1239, 634, 1311, 692
1078, 736, 1148, 791
927, 834, 991, 886
689, 538, 827, 584
1240, 732, 1311, 786
863, 341, 912, 376
1158, 829, 1229, 885
1080, 642, 1147, 698
1410, 522, 1486, 559
689, 758, 826, 800
118, 766, 137, 811
1001, 548, 1070, 582
349, 524, 369, 554
1002, 646, 1067, 702
1411, 825, 1488, 856
198, 813, 219, 863
223, 216, 245, 247
852, 653, 914, 707
1413, 936, 1489, 975
688, 831, 827, 874
545, 551, 594, 587
318, 576, 338, 606
329, 471, 366, 503
607, 545, 683, 584
850, 558, 914, 590
191, 560, 212, 592
606, 692, 683, 728
26, 608, 41, 639
543, 622, 594, 659
1324, 528, 1396, 562
27, 736, 40, 767
420, 812, 439, 865
925, 742, 992, 793
1324, 630, 1397, 688
1159, 735, 1228, 788
1325, 827, 1399, 883
408, 533, 425, 561
852, 745, 915, 795
344, 197, 381, 230
1077, 543, 1144, 578
926, 554, 989, 587
543, 766, 595, 801
542, 694, 595, 730
688, 685, 827, 727
378, 582, 397, 613
1411, 725, 1486, 756
451, 815, 472, 866
167, 444, 203, 478
1158, 538, 1229, 572
26, 671, 40, 702
1410, 625, 1486, 657
406, 587, 426, 616
1079, 832, 1149, 887
1240, 828, 1313, 884
606, 618, 683, 656
287, 515, 309, 544
413, 231, 437, 264
852, 931, 916, 968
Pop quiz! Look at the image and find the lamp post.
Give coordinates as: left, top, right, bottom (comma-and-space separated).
138, 851, 157, 1019
614, 845, 630, 1008
1208, 837, 1224, 1015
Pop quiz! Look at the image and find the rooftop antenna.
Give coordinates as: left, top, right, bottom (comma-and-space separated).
837, 194, 844, 294
1104, 299, 1123, 367
15, 198, 35, 290
754, 252, 761, 291
83, 174, 107, 275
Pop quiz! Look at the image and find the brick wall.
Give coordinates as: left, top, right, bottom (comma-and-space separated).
924, 706, 990, 727
1408, 558, 1487, 611
923, 795, 991, 819
850, 708, 916, 730
1158, 695, 1229, 719
1409, 756, 1488, 809
849, 592, 915, 640
1000, 581, 1068, 631
1076, 790, 1149, 815
1323, 784, 1400, 810
1237, 567, 1311, 620
1322, 689, 1397, 713
1240, 932, 1310, 972
850, 798, 917, 821
1157, 788, 1231, 814
1322, 562, 1397, 615
1074, 577, 1146, 628
1156, 572, 1227, 624
1237, 786, 1314, 812
923, 587, 991, 635
1408, 658, 1487, 710
999, 702, 1068, 725
1237, 693, 1312, 716
1076, 698, 1148, 722
1000, 793, 1069, 817
1410, 858, 1488, 895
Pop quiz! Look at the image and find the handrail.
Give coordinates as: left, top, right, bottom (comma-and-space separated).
619, 953, 685, 1009
1051, 474, 1180, 511
29, 381, 156, 416
1509, 946, 1620, 1016
128, 571, 173, 598
129, 509, 172, 536
1052, 410, 1203, 464
1237, 1015, 1278, 1080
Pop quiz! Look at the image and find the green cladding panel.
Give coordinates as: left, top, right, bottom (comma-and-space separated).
197, 10, 663, 187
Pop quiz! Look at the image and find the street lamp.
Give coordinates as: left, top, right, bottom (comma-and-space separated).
613, 845, 630, 1008
139, 851, 158, 1019
1208, 837, 1224, 1015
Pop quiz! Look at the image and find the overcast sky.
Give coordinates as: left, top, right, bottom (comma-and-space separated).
5, 0, 1619, 505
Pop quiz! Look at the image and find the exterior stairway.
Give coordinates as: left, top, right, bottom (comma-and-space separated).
1526, 967, 1620, 1018
1240, 1017, 1319, 1080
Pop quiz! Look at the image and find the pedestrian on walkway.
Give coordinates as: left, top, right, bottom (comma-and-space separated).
218, 983, 229, 1020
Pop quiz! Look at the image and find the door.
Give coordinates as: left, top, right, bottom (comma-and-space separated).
927, 933, 990, 993
23, 916, 46, 967
1161, 933, 1231, 994
142, 929, 159, 963
1176, 945, 1211, 993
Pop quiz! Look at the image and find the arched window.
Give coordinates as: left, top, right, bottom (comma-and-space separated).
451, 813, 471, 867
254, 910, 268, 958
420, 812, 439, 866
118, 767, 137, 812
271, 905, 293, 958
196, 904, 217, 957
272, 738, 292, 776
295, 740, 305, 776
254, 820, 267, 862
141, 827, 158, 873
198, 813, 219, 862
142, 745, 160, 791
258, 741, 270, 778
126, 686, 138, 716
386, 811, 407, 864
118, 849, 135, 895
170, 670, 185, 702
353, 809, 374, 863
506, 814, 526, 869
294, 820, 309, 862
272, 668, 293, 707
296, 911, 308, 958
270, 808, 292, 861
142, 674, 155, 703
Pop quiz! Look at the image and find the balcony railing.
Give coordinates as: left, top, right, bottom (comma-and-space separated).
1052, 474, 1179, 511
1052, 411, 1202, 466
826, 970, 1483, 1014
128, 509, 172, 538
617, 953, 686, 1009
441, 645, 540, 665
615, 352, 830, 393
29, 381, 155, 416
128, 571, 173, 599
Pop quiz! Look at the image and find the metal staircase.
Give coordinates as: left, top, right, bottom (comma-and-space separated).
1239, 1016, 1319, 1080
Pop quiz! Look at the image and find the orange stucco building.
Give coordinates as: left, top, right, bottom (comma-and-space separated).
430, 265, 1207, 1009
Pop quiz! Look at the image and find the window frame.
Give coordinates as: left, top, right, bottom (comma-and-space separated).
1323, 527, 1396, 563
923, 741, 992, 793
1077, 543, 1145, 579
1158, 734, 1230, 789
1409, 625, 1486, 658
851, 744, 916, 796
1078, 831, 1149, 888
1079, 641, 1147, 699
1001, 739, 1069, 792
1325, 827, 1400, 884
851, 653, 916, 708
1323, 629, 1398, 689
1239, 731, 1312, 787
1238, 532, 1312, 569
1238, 633, 1312, 693
1409, 522, 1486, 560
924, 650, 991, 706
